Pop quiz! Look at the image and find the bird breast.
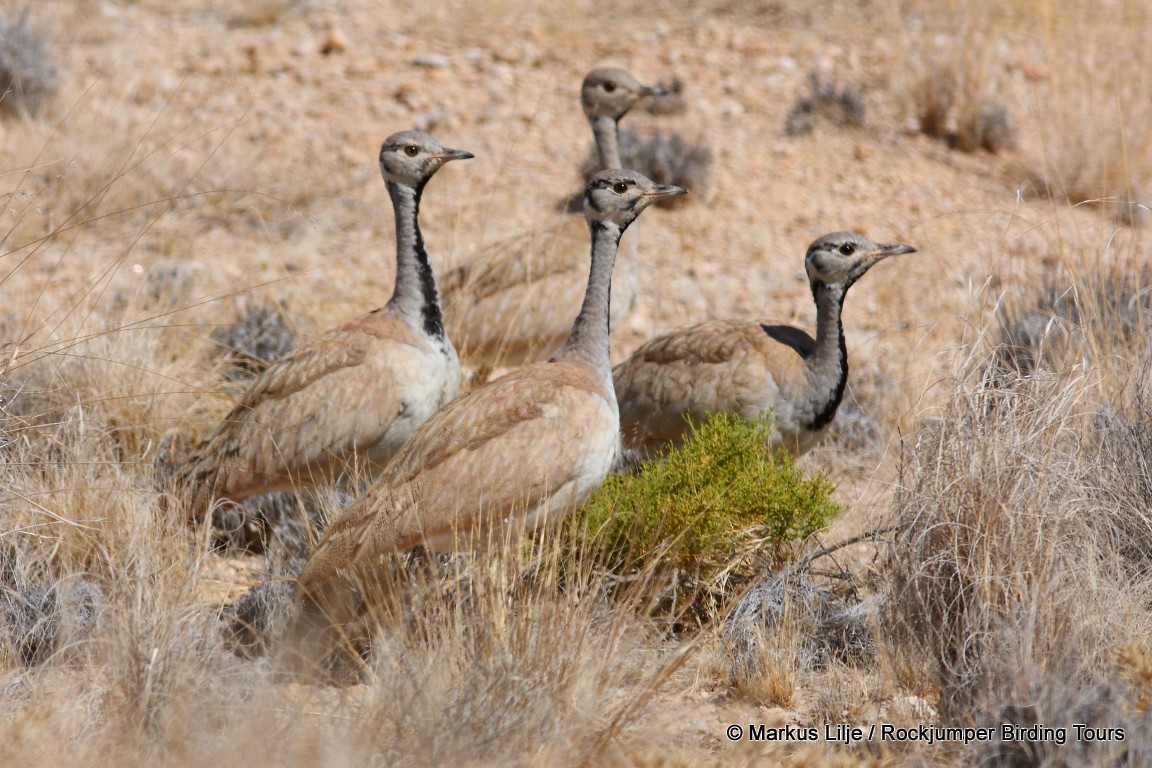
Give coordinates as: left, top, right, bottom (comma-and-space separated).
358, 320, 461, 467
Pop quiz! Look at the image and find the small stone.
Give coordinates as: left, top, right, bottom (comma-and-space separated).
718, 98, 744, 118
321, 28, 348, 56
491, 45, 521, 64
411, 53, 450, 69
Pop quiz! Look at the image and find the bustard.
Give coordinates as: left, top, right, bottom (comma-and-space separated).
441, 68, 665, 379
176, 131, 472, 521
613, 232, 916, 462
294, 169, 686, 629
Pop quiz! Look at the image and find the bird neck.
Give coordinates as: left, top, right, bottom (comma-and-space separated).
556, 219, 621, 380
385, 178, 445, 341
589, 114, 623, 169
589, 114, 640, 301
804, 280, 849, 431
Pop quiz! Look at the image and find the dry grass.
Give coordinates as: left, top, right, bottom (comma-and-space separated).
1027, 1, 1152, 223
894, 0, 1018, 149
3, 0, 1152, 764
784, 72, 866, 138
899, 0, 1152, 223
881, 230, 1152, 761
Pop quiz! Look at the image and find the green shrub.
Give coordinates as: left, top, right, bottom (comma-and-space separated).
569, 412, 840, 622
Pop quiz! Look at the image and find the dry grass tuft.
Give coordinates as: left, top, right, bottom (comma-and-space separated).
784, 72, 865, 137
1, 575, 105, 667
908, 58, 1017, 154
209, 298, 296, 383
342, 547, 689, 766
881, 353, 1152, 761
728, 621, 798, 707
891, 0, 1035, 156
992, 253, 1152, 379
957, 102, 1018, 154
0, 12, 57, 118
1027, 4, 1152, 226
1084, 367, 1152, 581
886, 373, 1097, 712
901, 1, 1152, 224
726, 570, 875, 697
872, 229, 1152, 761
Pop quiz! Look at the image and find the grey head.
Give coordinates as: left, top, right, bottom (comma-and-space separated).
804, 231, 916, 290
378, 130, 474, 186
581, 68, 666, 120
584, 168, 686, 229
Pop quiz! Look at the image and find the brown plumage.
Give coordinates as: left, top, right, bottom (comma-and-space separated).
613, 232, 916, 462
441, 68, 665, 377
294, 169, 686, 629
176, 131, 472, 521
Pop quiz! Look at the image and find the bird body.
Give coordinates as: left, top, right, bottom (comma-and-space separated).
295, 169, 686, 613
305, 359, 617, 564
613, 232, 915, 461
177, 131, 471, 520
442, 68, 664, 374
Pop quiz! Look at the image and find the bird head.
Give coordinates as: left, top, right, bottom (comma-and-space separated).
804, 231, 916, 290
581, 68, 666, 121
584, 169, 686, 230
378, 130, 473, 186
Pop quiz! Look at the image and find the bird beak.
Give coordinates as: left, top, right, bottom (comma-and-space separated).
640, 84, 667, 97
643, 183, 688, 200
434, 148, 475, 162
871, 242, 917, 260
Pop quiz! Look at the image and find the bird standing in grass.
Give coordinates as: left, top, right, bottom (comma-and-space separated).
294, 169, 686, 630
441, 68, 666, 379
613, 231, 916, 462
176, 131, 472, 521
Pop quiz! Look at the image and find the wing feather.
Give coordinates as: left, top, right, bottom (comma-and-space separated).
613, 320, 810, 455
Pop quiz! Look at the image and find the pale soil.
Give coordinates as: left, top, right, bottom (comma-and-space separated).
3, 0, 1142, 763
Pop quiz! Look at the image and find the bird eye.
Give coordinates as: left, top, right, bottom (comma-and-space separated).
603, 81, 617, 92
612, 181, 629, 194
404, 145, 420, 157
839, 243, 856, 256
